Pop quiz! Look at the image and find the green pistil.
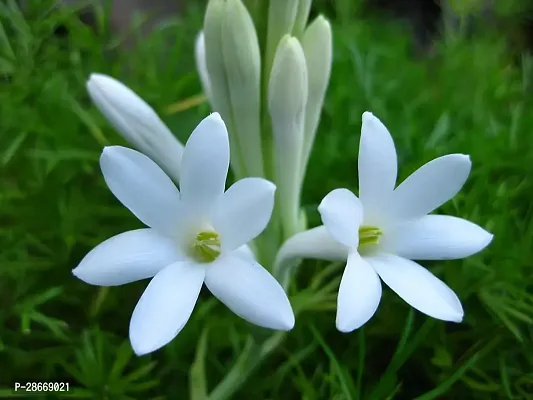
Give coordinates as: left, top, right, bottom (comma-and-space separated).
192, 231, 221, 263
359, 226, 382, 247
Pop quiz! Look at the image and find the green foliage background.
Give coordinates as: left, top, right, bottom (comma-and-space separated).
1, 0, 532, 398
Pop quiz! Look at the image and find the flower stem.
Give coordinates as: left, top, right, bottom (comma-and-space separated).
208, 332, 286, 400
254, 208, 282, 271
90, 286, 109, 318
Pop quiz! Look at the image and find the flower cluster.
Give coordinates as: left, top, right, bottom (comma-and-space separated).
74, 0, 492, 364
196, 0, 331, 241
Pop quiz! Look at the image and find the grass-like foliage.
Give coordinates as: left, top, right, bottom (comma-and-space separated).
1, 0, 532, 398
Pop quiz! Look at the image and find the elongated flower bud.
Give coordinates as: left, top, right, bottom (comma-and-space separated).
268, 35, 308, 239
86, 74, 184, 183
203, 0, 244, 177
220, 0, 264, 177
293, 0, 312, 38
300, 15, 332, 181
265, 0, 299, 84
194, 31, 212, 103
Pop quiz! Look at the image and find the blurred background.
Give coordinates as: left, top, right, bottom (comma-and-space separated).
1, 0, 533, 398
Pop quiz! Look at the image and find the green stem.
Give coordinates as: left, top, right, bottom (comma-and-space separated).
208, 332, 286, 400
90, 286, 109, 318
255, 206, 281, 270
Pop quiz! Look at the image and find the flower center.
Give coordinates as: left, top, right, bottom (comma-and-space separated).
358, 226, 382, 248
191, 231, 221, 263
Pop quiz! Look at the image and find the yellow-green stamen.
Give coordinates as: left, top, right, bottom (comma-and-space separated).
359, 226, 382, 247
192, 231, 221, 263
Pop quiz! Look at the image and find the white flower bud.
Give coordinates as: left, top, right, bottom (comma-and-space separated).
220, 0, 264, 177
268, 35, 308, 239
293, 0, 312, 38
203, 0, 244, 177
265, 0, 299, 82
86, 73, 184, 183
300, 15, 332, 181
269, 36, 308, 120
194, 31, 212, 103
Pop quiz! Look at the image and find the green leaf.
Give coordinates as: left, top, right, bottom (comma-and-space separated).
190, 327, 210, 400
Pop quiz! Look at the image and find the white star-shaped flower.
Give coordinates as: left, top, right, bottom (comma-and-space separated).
311, 112, 492, 332
73, 113, 294, 355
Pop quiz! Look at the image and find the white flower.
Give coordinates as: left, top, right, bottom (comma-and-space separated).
277, 112, 493, 332
73, 113, 295, 355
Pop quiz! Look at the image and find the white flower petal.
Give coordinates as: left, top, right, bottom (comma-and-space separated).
273, 225, 350, 288
87, 74, 184, 183
367, 253, 463, 322
383, 215, 493, 260
73, 229, 182, 286
100, 146, 181, 236
336, 251, 382, 332
205, 254, 294, 330
390, 154, 472, 221
275, 225, 350, 266
318, 188, 363, 248
212, 178, 276, 251
358, 112, 397, 220
179, 113, 230, 216
129, 261, 205, 356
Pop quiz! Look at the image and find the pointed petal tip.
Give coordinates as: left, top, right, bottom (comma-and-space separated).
452, 314, 464, 323
362, 111, 387, 127
199, 112, 228, 138
457, 153, 472, 165
101, 145, 138, 157
99, 145, 121, 161
88, 72, 103, 81
445, 307, 464, 323
270, 316, 295, 331
71, 265, 91, 284
439, 298, 465, 323
86, 73, 98, 85
87, 73, 115, 89
335, 305, 372, 332
101, 145, 112, 154
130, 339, 160, 357
316, 14, 330, 25
87, 74, 133, 99
472, 227, 494, 254
70, 265, 104, 287
256, 287, 295, 331
484, 232, 494, 248
439, 153, 472, 170
335, 317, 357, 333
280, 310, 296, 331
362, 111, 375, 121
209, 112, 222, 121
446, 303, 465, 323
71, 267, 81, 279
86, 73, 104, 94
335, 322, 358, 333
132, 349, 146, 357
266, 180, 277, 192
